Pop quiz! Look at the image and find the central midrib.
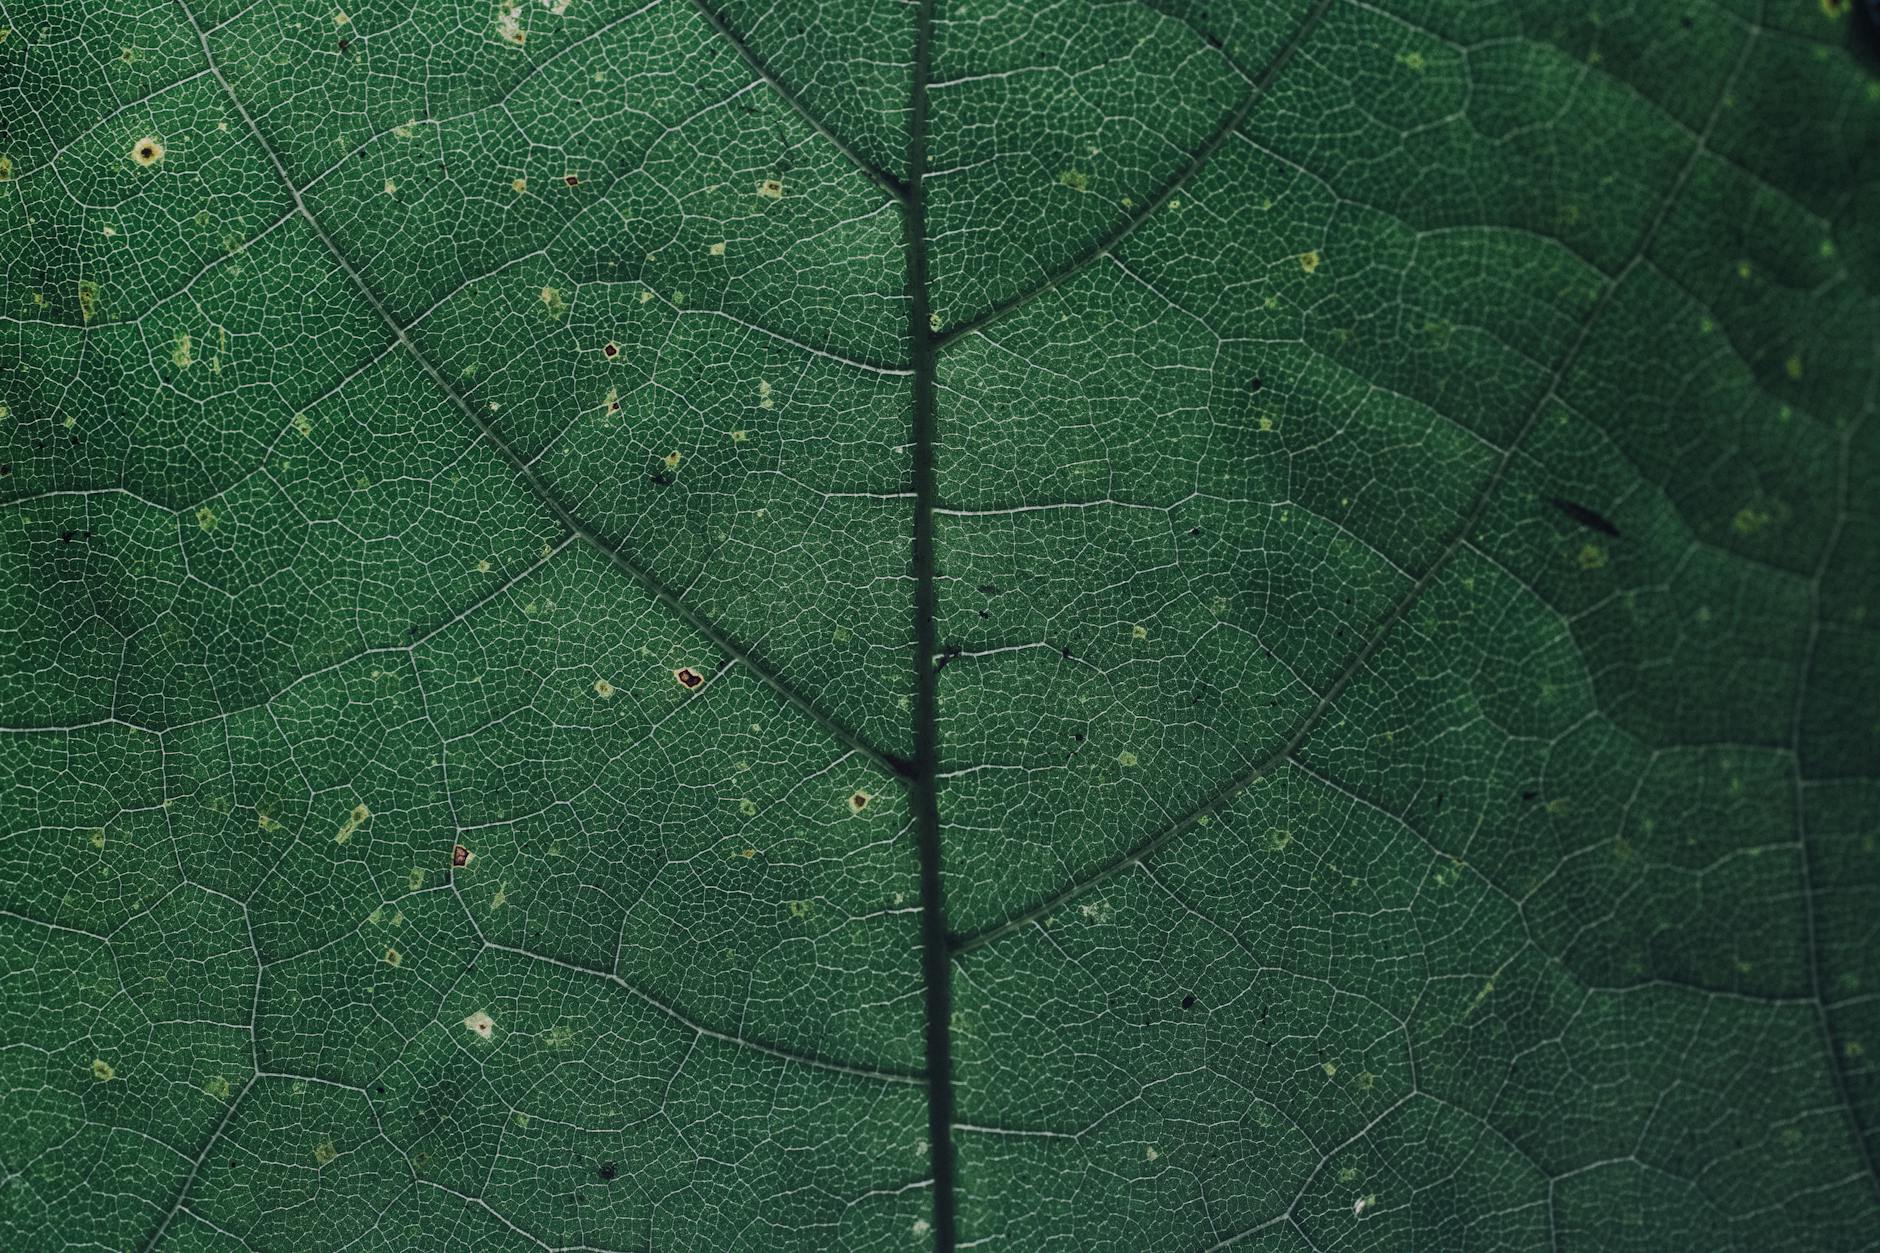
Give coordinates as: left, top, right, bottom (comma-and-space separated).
902, 0, 957, 1249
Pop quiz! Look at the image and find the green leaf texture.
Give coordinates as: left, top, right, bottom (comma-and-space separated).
3, 1, 1878, 1249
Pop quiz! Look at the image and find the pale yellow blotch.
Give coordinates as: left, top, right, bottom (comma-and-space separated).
1131, 624, 1148, 641
490, 883, 507, 910
1299, 251, 1321, 274
756, 178, 784, 200
1737, 260, 1753, 280
196, 506, 218, 531
313, 1140, 337, 1166
333, 9, 349, 24
383, 947, 401, 967
1576, 543, 1606, 571
510, 177, 528, 195
91, 1058, 115, 1082
335, 801, 370, 844
639, 288, 654, 303
928, 311, 942, 332
408, 866, 425, 891
740, 847, 757, 859
392, 120, 416, 139
788, 899, 812, 918
1398, 50, 1425, 72
663, 450, 681, 469
539, 286, 565, 315
205, 1074, 230, 1100
383, 178, 397, 196
293, 412, 312, 436
1118, 750, 1138, 767
1058, 169, 1089, 192
593, 678, 614, 698
1785, 354, 1804, 380
1322, 1060, 1338, 1077
172, 332, 193, 368
1821, 0, 1849, 18
709, 241, 726, 256
476, 558, 491, 573
495, 3, 526, 44
131, 137, 164, 166
757, 379, 773, 409
463, 1009, 495, 1038
1732, 507, 1772, 537
730, 429, 748, 443
739, 798, 757, 816
847, 789, 873, 815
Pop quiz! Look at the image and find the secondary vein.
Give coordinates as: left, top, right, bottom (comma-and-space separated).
178, 0, 902, 785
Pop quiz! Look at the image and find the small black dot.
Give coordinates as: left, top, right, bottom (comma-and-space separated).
1181, 994, 1196, 1010
1248, 377, 1264, 393
597, 1161, 617, 1182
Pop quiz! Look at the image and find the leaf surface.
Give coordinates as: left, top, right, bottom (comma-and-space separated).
2, 2, 1878, 1249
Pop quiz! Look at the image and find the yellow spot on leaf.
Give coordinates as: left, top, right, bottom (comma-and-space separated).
335, 802, 370, 844
1118, 750, 1138, 767
593, 678, 614, 698
1733, 507, 1772, 537
709, 241, 726, 256
314, 1140, 337, 1165
383, 947, 401, 966
196, 506, 218, 531
131, 137, 164, 166
1299, 251, 1321, 274
91, 1059, 115, 1081
757, 178, 784, 199
172, 332, 194, 368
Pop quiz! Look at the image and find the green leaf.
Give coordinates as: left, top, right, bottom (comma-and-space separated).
2, 1, 1877, 1249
